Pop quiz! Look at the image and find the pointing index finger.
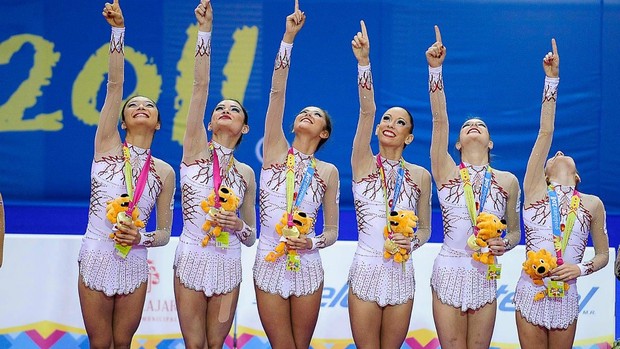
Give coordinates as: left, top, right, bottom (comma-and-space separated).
360, 20, 368, 38
295, 0, 299, 12
551, 38, 558, 57
434, 25, 442, 44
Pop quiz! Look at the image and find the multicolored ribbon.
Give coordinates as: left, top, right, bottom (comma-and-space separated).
285, 148, 316, 228
548, 185, 580, 265
123, 142, 152, 216
209, 142, 235, 209
459, 162, 493, 232
377, 155, 405, 236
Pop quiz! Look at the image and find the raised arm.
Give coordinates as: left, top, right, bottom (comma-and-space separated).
426, 26, 456, 184
183, 0, 213, 162
95, 0, 125, 156
351, 20, 377, 180
523, 39, 559, 204
262, 0, 306, 167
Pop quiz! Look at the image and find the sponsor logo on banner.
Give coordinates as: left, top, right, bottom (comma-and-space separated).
147, 259, 160, 293
322, 282, 602, 313
142, 257, 178, 324
322, 283, 349, 308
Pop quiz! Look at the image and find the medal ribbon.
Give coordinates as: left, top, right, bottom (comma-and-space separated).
377, 155, 405, 236
209, 142, 235, 209
459, 162, 493, 235
548, 185, 580, 265
285, 148, 316, 228
123, 142, 152, 215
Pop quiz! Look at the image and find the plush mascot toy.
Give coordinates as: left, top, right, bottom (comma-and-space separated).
265, 210, 313, 262
383, 210, 418, 263
200, 186, 240, 247
106, 193, 145, 240
522, 248, 569, 301
470, 212, 506, 265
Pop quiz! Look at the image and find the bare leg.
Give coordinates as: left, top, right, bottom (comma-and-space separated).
380, 299, 413, 349
348, 289, 382, 349
255, 285, 295, 349
516, 310, 548, 349
206, 287, 240, 349
112, 282, 147, 349
432, 290, 467, 349
548, 319, 577, 349
174, 276, 208, 349
465, 300, 496, 349
290, 283, 323, 349
78, 275, 114, 349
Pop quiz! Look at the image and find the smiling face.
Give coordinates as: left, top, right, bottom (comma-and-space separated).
121, 96, 161, 131
375, 107, 413, 147
459, 118, 489, 140
456, 118, 493, 154
293, 106, 331, 150
209, 99, 249, 146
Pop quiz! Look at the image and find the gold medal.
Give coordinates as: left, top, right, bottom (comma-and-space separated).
467, 234, 481, 251
384, 238, 400, 254
117, 211, 132, 225
282, 226, 300, 238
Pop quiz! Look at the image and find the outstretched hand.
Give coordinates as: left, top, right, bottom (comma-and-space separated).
103, 0, 124, 28
283, 0, 306, 43
195, 0, 213, 32
425, 25, 446, 68
352, 20, 370, 65
543, 38, 559, 78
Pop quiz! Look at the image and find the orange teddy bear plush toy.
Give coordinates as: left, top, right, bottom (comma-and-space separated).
471, 212, 506, 265
106, 194, 145, 239
523, 248, 569, 301
200, 186, 240, 247
383, 210, 418, 263
265, 210, 313, 262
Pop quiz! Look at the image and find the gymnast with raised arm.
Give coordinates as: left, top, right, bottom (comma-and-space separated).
252, 1, 340, 348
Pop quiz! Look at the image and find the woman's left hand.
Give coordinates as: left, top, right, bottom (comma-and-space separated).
213, 210, 242, 231
114, 220, 140, 246
550, 263, 580, 282
488, 237, 507, 256
392, 233, 412, 253
286, 236, 311, 251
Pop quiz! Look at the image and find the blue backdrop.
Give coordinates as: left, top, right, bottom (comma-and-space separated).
1, 0, 618, 239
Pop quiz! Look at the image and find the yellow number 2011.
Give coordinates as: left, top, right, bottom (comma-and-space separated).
72, 44, 162, 126
0, 34, 61, 131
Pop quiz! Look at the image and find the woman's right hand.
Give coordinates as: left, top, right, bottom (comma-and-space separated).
425, 25, 445, 68
103, 0, 124, 28
283, 0, 306, 43
352, 20, 370, 66
543, 38, 559, 78
195, 0, 213, 32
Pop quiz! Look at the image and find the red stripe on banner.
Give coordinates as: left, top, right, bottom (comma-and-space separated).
25, 330, 64, 349
404, 337, 441, 349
